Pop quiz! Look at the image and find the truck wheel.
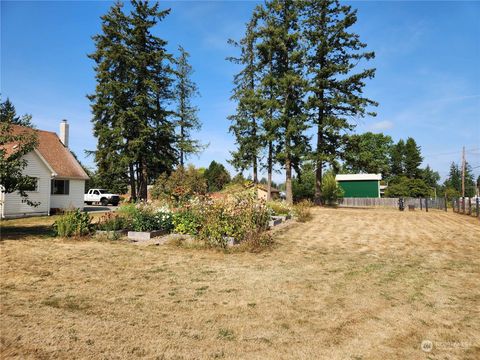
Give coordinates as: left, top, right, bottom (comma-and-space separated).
101, 198, 109, 206
111, 201, 119, 207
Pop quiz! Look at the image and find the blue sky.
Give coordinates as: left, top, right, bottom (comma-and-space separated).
2, 1, 479, 182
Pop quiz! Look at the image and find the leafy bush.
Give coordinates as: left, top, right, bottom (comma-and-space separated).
197, 196, 270, 249
293, 200, 313, 222
321, 173, 344, 205
151, 165, 207, 204
385, 176, 433, 198
172, 209, 203, 235
267, 201, 292, 216
96, 212, 125, 231
131, 207, 173, 232
54, 209, 92, 237
116, 203, 173, 232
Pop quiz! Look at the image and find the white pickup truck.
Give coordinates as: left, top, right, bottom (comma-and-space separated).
84, 189, 120, 206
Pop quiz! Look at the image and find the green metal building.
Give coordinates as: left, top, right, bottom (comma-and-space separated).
335, 174, 382, 198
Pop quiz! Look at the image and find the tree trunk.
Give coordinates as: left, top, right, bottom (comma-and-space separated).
138, 160, 148, 201
129, 162, 137, 203
314, 123, 323, 204
285, 155, 293, 205
314, 91, 324, 205
267, 141, 273, 201
180, 124, 184, 168
253, 157, 258, 184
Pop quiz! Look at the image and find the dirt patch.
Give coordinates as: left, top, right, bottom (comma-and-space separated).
1, 208, 479, 359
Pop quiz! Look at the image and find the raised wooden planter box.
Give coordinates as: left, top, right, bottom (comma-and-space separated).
95, 230, 126, 239
128, 230, 166, 242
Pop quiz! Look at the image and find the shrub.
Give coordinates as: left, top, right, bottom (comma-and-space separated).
293, 200, 313, 222
151, 165, 207, 204
172, 209, 203, 235
197, 196, 270, 248
131, 206, 173, 232
267, 201, 292, 216
116, 203, 173, 232
96, 212, 125, 231
321, 173, 344, 205
54, 209, 92, 237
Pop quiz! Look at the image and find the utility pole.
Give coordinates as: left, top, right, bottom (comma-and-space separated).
461, 146, 465, 197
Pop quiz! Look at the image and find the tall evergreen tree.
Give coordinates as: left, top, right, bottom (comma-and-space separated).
390, 139, 405, 177
261, 0, 309, 204
404, 137, 422, 178
444, 162, 461, 193
174, 46, 203, 167
89, 1, 176, 200
228, 14, 263, 184
0, 97, 33, 127
301, 0, 377, 204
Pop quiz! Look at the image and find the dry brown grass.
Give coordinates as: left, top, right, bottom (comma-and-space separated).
1, 208, 479, 359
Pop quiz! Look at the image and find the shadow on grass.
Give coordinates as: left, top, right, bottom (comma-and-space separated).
1, 225, 55, 240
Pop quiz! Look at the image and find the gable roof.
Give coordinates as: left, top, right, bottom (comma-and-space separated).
3, 125, 89, 180
335, 174, 382, 181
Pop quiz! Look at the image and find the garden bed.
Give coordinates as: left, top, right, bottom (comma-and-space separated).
127, 230, 167, 242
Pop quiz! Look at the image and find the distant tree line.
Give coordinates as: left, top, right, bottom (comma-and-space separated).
88, 1, 204, 201
290, 130, 477, 200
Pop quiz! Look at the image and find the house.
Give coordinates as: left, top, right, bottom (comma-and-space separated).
256, 184, 280, 201
0, 120, 89, 218
335, 174, 382, 198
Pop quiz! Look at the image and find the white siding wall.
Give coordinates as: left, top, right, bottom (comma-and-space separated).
2, 152, 51, 217
50, 179, 85, 210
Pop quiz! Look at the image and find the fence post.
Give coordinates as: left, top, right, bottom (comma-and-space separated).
444, 196, 447, 212
462, 197, 465, 214
425, 198, 428, 212
420, 198, 423, 211
477, 198, 479, 218
457, 198, 460, 213
468, 197, 472, 215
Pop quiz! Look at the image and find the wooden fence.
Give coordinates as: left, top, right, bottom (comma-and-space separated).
338, 197, 416, 208
338, 197, 447, 211
452, 197, 480, 218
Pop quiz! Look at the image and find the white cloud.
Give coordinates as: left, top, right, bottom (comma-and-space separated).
368, 120, 394, 131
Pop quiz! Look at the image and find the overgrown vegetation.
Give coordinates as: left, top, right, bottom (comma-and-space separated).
196, 196, 271, 249
53, 209, 92, 237
321, 173, 344, 205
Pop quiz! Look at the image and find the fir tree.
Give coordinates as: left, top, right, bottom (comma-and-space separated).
404, 137, 422, 178
228, 14, 263, 183
0, 97, 33, 127
89, 1, 177, 200
261, 0, 310, 204
301, 0, 377, 204
174, 46, 203, 167
390, 139, 405, 177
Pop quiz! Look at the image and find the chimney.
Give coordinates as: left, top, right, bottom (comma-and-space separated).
60, 119, 69, 147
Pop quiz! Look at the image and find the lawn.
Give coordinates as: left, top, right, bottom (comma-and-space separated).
1, 208, 479, 359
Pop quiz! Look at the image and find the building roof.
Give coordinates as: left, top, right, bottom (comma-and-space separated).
257, 184, 280, 193
335, 174, 382, 181
2, 125, 89, 180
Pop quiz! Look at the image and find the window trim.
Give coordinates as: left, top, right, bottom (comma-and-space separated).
51, 179, 70, 195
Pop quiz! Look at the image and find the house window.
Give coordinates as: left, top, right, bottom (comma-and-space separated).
51, 179, 70, 195
25, 177, 39, 192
